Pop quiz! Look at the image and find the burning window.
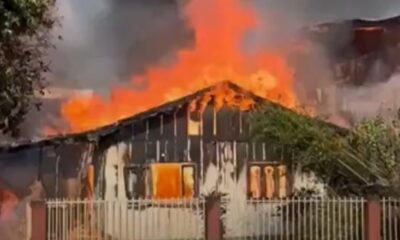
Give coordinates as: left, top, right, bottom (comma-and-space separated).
264, 166, 275, 199
182, 164, 195, 198
150, 163, 196, 199
188, 111, 201, 136
277, 165, 287, 198
248, 163, 288, 199
249, 166, 261, 198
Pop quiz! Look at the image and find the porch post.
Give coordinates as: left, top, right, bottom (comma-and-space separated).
205, 196, 223, 240
365, 197, 381, 240
29, 200, 46, 240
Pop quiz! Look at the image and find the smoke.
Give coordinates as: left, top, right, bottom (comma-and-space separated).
49, 0, 191, 93
12, 0, 192, 138
340, 73, 400, 121
252, 0, 400, 24
15, 0, 399, 138
50, 0, 400, 91
247, 0, 400, 126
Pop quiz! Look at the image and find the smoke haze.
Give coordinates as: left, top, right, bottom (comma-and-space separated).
49, 0, 191, 93
50, 0, 400, 90
20, 0, 400, 137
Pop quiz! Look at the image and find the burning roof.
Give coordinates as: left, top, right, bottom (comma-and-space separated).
0, 81, 267, 151
56, 0, 296, 135
0, 81, 348, 153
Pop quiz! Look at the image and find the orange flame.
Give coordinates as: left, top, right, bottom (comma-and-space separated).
0, 189, 18, 221
189, 83, 255, 113
59, 0, 296, 134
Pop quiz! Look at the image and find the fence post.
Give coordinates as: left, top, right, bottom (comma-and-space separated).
365, 197, 381, 240
205, 196, 223, 240
30, 200, 46, 240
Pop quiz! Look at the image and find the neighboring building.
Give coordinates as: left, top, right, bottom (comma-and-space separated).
305, 15, 400, 86
0, 81, 324, 206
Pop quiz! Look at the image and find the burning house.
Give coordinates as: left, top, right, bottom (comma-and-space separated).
0, 81, 323, 207
1, 2, 400, 212
2, 0, 400, 238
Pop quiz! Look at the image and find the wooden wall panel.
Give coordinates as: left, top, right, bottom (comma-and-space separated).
203, 141, 216, 173
175, 138, 188, 162
159, 140, 168, 162
131, 141, 146, 165
216, 107, 230, 140
166, 139, 176, 162
145, 141, 157, 163
58, 144, 85, 179
175, 106, 188, 139
148, 115, 161, 140
162, 112, 175, 138
133, 121, 146, 140
230, 110, 241, 140
240, 111, 251, 140
236, 142, 248, 177
189, 137, 201, 164
216, 108, 241, 140
202, 106, 214, 140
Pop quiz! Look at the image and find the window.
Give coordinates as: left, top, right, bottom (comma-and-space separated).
182, 164, 195, 198
124, 163, 197, 199
248, 163, 288, 199
150, 163, 196, 199
124, 165, 146, 199
249, 166, 261, 198
151, 163, 181, 199
277, 165, 287, 198
188, 111, 201, 136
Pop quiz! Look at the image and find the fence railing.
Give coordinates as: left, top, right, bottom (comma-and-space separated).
45, 198, 205, 240
27, 197, 400, 240
381, 198, 400, 240
222, 197, 366, 240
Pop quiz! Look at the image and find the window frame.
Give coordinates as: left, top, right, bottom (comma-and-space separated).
247, 162, 289, 200
124, 162, 198, 199
181, 163, 197, 198
123, 164, 148, 199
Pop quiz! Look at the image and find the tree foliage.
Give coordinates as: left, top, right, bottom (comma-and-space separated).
251, 105, 400, 197
0, 0, 56, 137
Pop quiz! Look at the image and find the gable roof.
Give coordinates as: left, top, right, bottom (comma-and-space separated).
0, 81, 267, 152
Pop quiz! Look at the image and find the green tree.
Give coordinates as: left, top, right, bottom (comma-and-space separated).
0, 0, 56, 137
250, 104, 400, 197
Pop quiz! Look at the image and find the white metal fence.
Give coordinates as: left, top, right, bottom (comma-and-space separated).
382, 198, 400, 240
46, 198, 205, 240
44, 197, 400, 240
222, 197, 366, 240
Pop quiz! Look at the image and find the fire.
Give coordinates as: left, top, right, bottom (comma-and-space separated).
59, 0, 296, 134
189, 83, 255, 113
0, 188, 18, 221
